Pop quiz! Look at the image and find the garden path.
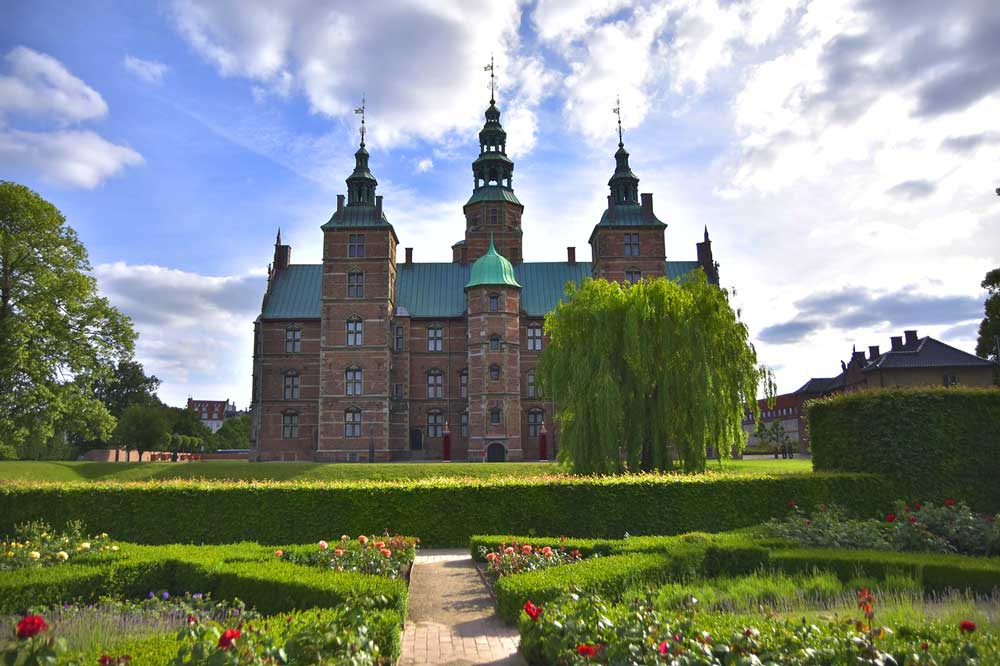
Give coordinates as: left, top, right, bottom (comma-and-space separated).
400, 549, 525, 666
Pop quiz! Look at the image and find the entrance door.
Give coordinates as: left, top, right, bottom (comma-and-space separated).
410, 428, 423, 451
486, 442, 506, 462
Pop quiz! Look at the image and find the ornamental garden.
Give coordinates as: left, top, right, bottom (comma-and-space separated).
1, 387, 998, 664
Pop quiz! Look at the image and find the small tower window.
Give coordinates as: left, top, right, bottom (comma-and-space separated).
625, 269, 642, 284
527, 324, 542, 351
427, 369, 444, 399
490, 208, 498, 224
490, 408, 501, 425
489, 294, 500, 312
345, 367, 362, 396
394, 325, 404, 351
283, 373, 300, 400
427, 326, 443, 352
347, 270, 364, 298
427, 411, 444, 438
460, 412, 469, 437
526, 369, 536, 398
285, 327, 301, 353
459, 368, 468, 398
345, 408, 361, 437
282, 412, 299, 438
346, 317, 363, 346
490, 364, 501, 381
490, 335, 502, 351
624, 233, 640, 256
348, 234, 365, 258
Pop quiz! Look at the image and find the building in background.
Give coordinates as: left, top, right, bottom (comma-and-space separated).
187, 399, 238, 433
249, 93, 720, 463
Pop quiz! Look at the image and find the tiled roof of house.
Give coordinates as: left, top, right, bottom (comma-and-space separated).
865, 336, 993, 370
261, 260, 707, 320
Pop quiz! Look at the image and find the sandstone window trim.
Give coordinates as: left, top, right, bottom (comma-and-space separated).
426, 368, 444, 399
345, 366, 362, 396
344, 407, 362, 437
427, 410, 444, 438
346, 316, 364, 346
285, 326, 302, 353
281, 411, 299, 438
527, 324, 542, 351
282, 372, 300, 400
347, 269, 364, 298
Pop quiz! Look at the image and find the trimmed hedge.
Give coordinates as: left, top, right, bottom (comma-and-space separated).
808, 387, 1000, 511
0, 473, 894, 547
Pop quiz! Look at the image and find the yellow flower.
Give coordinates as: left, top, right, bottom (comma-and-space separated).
79, 542, 91, 551
100, 533, 108, 538
110, 545, 119, 552
4, 551, 13, 558
57, 551, 69, 561
29, 551, 41, 560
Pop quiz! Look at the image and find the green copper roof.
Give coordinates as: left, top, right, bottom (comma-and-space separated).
595, 203, 665, 228
465, 185, 522, 207
321, 204, 392, 229
466, 236, 521, 289
260, 261, 709, 320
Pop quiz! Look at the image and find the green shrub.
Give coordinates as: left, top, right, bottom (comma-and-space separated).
808, 387, 1000, 511
469, 535, 614, 561
0, 473, 893, 547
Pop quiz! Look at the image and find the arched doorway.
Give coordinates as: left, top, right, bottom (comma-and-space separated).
486, 442, 506, 462
410, 428, 423, 451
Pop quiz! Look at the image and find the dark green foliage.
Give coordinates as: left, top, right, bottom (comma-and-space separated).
469, 535, 615, 561
0, 473, 894, 547
976, 267, 1000, 364
211, 414, 250, 450
112, 404, 172, 456
808, 387, 1000, 511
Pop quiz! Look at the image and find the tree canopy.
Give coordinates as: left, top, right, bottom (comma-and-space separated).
975, 267, 1000, 365
212, 414, 250, 451
539, 272, 769, 474
113, 404, 171, 459
0, 181, 136, 453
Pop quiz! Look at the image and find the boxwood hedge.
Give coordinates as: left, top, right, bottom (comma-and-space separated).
0, 473, 892, 547
808, 387, 1000, 511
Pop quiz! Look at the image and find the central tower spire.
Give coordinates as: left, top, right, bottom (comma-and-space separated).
347, 95, 377, 206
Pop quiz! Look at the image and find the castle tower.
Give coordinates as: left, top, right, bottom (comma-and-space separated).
589, 109, 667, 282
465, 236, 522, 461
461, 89, 524, 264
318, 108, 399, 461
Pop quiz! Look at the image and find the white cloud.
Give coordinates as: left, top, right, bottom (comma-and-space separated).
0, 46, 107, 123
0, 129, 143, 188
123, 55, 168, 84
415, 157, 434, 173
532, 0, 631, 43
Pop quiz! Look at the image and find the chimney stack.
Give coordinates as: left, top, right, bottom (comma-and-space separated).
852, 350, 866, 365
375, 195, 383, 219
868, 345, 880, 360
890, 335, 903, 351
337, 195, 345, 213
567, 247, 576, 264
904, 329, 918, 346
405, 247, 413, 264
607, 195, 615, 222
640, 193, 654, 220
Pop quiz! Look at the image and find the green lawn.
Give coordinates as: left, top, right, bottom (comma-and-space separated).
0, 458, 811, 483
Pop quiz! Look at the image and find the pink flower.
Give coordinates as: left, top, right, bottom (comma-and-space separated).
788, 501, 797, 508
521, 544, 532, 555
658, 640, 669, 655
486, 552, 498, 561
358, 535, 369, 545
908, 515, 917, 524
380, 548, 392, 558
334, 548, 344, 556
318, 540, 329, 550
274, 549, 284, 558
504, 546, 515, 555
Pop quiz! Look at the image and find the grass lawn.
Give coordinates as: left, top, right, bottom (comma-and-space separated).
0, 457, 811, 483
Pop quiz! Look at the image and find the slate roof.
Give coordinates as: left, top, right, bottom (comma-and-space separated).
321, 204, 392, 230
794, 377, 839, 394
261, 260, 707, 320
865, 336, 992, 370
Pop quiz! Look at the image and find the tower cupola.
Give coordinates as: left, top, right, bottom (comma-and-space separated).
465, 235, 521, 289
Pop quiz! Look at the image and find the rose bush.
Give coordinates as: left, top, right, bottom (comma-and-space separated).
282, 534, 418, 579
1, 520, 114, 570
479, 539, 584, 584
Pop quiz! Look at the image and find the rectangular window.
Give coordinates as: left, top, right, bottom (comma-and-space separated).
528, 411, 544, 437
624, 233, 640, 256
345, 410, 361, 437
392, 383, 404, 400
459, 370, 468, 398
490, 365, 501, 381
489, 294, 499, 312
348, 234, 365, 258
625, 270, 642, 283
427, 327, 443, 352
527, 325, 542, 351
394, 326, 404, 351
282, 413, 298, 438
283, 374, 300, 400
428, 412, 443, 438
427, 372, 443, 399
490, 208, 498, 224
285, 328, 301, 353
346, 320, 363, 346
490, 336, 501, 350
943, 374, 959, 387
347, 271, 364, 298
460, 412, 469, 437
345, 368, 362, 396
490, 408, 501, 425
527, 371, 536, 398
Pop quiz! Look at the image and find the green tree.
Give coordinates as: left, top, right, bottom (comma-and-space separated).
975, 267, 1000, 367
92, 360, 161, 418
113, 404, 171, 461
0, 181, 135, 452
212, 414, 250, 451
539, 273, 770, 474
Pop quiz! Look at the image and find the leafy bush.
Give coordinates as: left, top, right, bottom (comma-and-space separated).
1, 520, 115, 570
478, 539, 585, 584
808, 387, 1000, 511
282, 534, 418, 579
0, 473, 894, 547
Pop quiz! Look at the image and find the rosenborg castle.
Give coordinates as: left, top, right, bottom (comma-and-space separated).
249, 95, 719, 462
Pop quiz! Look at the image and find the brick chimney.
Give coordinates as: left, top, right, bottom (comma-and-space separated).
890, 335, 903, 351
640, 193, 654, 220
904, 329, 918, 346
607, 195, 615, 223
567, 247, 576, 264
336, 194, 345, 214
868, 345, 880, 360
852, 350, 866, 365
405, 247, 413, 264
273, 229, 291, 272
375, 195, 383, 219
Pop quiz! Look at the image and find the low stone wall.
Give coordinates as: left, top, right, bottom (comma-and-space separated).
79, 449, 248, 462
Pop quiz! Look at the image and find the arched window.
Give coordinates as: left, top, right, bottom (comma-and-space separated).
489, 293, 500, 312
345, 366, 362, 396
528, 409, 544, 437
490, 364, 501, 381
427, 369, 444, 399
346, 317, 363, 346
282, 411, 299, 438
285, 327, 301, 353
347, 270, 364, 298
427, 325, 443, 352
427, 410, 444, 438
490, 335, 502, 351
526, 369, 536, 398
283, 372, 300, 400
459, 368, 468, 398
490, 408, 501, 425
625, 268, 642, 284
344, 408, 361, 437
527, 324, 542, 351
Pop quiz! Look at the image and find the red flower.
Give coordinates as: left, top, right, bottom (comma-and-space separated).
913, 502, 922, 510
908, 515, 917, 524
99, 657, 112, 666
658, 640, 669, 655
522, 601, 542, 621
960, 620, 976, 634
788, 501, 797, 508
944, 499, 955, 507
577, 644, 597, 658
16, 614, 48, 639
921, 642, 929, 651
218, 628, 241, 650
886, 513, 896, 523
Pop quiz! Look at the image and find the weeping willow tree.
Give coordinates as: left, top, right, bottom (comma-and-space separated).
538, 272, 771, 474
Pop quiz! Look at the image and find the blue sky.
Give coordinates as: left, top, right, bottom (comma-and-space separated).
3, 0, 998, 407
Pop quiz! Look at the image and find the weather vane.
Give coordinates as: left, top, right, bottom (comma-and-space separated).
484, 54, 496, 102
354, 94, 366, 146
612, 95, 623, 146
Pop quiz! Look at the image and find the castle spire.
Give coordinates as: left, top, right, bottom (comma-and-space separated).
346, 95, 377, 206
354, 95, 366, 147
613, 94, 623, 148
608, 98, 639, 205
471, 60, 514, 193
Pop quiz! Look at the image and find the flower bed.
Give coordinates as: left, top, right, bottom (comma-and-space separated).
478, 539, 585, 585
281, 534, 418, 579
1, 520, 115, 570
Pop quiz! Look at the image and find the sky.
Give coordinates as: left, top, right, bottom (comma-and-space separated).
2, 0, 998, 408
